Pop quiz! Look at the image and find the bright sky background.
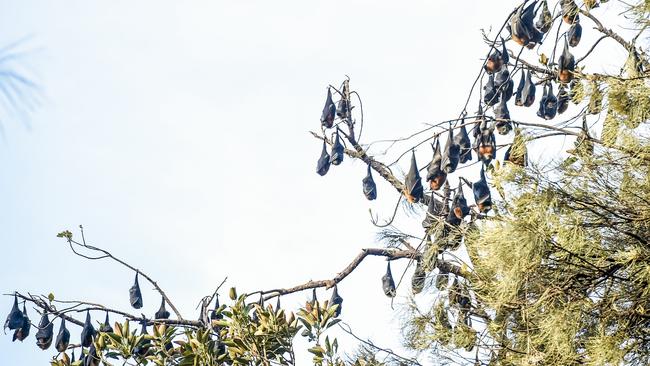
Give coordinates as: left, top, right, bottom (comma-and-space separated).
0, 1, 634, 365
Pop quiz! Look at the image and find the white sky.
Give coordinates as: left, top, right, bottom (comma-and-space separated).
0, 1, 634, 365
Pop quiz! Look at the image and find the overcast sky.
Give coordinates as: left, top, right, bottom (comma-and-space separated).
0, 1, 633, 365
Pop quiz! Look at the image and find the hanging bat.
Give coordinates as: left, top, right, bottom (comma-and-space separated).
404, 151, 424, 203
483, 74, 500, 106
411, 260, 426, 295
252, 295, 263, 324
509, 1, 543, 48
515, 70, 526, 106
316, 140, 331, 176
86, 344, 100, 366
4, 295, 24, 330
55, 317, 70, 352
446, 181, 470, 226
275, 296, 281, 312
484, 39, 508, 74
330, 130, 344, 166
336, 82, 350, 119
35, 311, 54, 350
561, 0, 580, 24
211, 295, 224, 329
541, 83, 558, 120
362, 164, 377, 200
473, 166, 492, 213
504, 129, 528, 167
495, 68, 514, 102
558, 40, 575, 83
382, 262, 396, 298
130, 272, 143, 309
329, 285, 343, 317
522, 70, 537, 107
155, 297, 170, 320
320, 87, 336, 128
557, 84, 569, 114
535, 0, 553, 33
12, 304, 31, 342
568, 22, 582, 47
100, 311, 113, 333
442, 129, 460, 174
494, 98, 512, 135
454, 120, 472, 164
80, 311, 95, 348
473, 119, 497, 164
426, 137, 447, 191
422, 192, 444, 230
133, 320, 151, 357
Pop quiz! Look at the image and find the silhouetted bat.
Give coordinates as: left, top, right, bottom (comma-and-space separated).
4, 295, 23, 330
35, 311, 54, 350
316, 140, 331, 176
133, 320, 151, 357
80, 311, 95, 348
568, 22, 582, 47
382, 262, 396, 298
329, 285, 343, 317
12, 304, 31, 342
494, 98, 512, 135
472, 105, 484, 138
426, 137, 447, 191
537, 83, 558, 120
483, 74, 500, 106
484, 39, 508, 74
411, 260, 426, 295
404, 151, 424, 203
515, 71, 526, 106
441, 130, 460, 174
320, 88, 336, 128
330, 130, 344, 166
504, 129, 528, 167
336, 83, 350, 119
454, 120, 472, 164
558, 40, 575, 83
562, 0, 580, 24
535, 0, 553, 33
155, 297, 170, 320
86, 343, 100, 366
252, 295, 263, 324
522, 70, 536, 107
362, 164, 377, 200
130, 272, 143, 309
473, 119, 497, 164
446, 181, 470, 226
557, 84, 569, 114
495, 68, 514, 102
55, 317, 70, 352
100, 311, 113, 333
510, 1, 543, 48
473, 166, 492, 213
422, 192, 444, 230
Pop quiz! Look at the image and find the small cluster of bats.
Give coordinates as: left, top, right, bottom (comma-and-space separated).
316, 0, 586, 298
2, 272, 173, 365
4, 271, 346, 363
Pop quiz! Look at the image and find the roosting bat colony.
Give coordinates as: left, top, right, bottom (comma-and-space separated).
5, 0, 644, 364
